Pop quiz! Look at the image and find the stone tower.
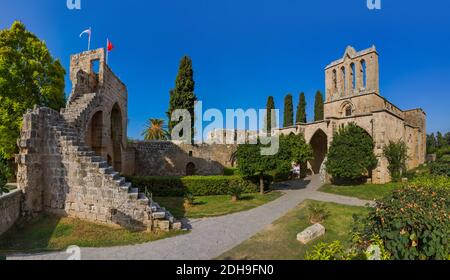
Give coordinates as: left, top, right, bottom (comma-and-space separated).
325, 46, 379, 102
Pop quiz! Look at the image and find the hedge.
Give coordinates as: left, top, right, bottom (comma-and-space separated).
126, 175, 266, 197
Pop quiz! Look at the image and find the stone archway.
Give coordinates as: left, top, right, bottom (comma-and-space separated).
186, 162, 196, 176
85, 111, 103, 156
309, 129, 328, 174
110, 103, 123, 172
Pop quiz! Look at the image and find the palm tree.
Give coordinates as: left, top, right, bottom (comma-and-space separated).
142, 118, 170, 140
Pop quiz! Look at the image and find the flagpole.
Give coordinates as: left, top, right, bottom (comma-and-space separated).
88, 27, 91, 51
106, 38, 109, 65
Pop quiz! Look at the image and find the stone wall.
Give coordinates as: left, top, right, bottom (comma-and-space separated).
130, 141, 236, 177
0, 190, 22, 236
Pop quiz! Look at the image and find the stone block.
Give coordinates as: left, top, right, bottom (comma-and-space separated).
297, 223, 325, 244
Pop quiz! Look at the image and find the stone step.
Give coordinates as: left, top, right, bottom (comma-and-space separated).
115, 177, 126, 186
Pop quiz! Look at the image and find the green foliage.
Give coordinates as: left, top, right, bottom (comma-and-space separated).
314, 90, 324, 122
326, 123, 378, 183
236, 140, 277, 194
307, 202, 330, 224
296, 92, 307, 124
0, 21, 66, 159
0, 159, 11, 195
223, 167, 238, 176
183, 192, 195, 207
264, 96, 276, 134
305, 241, 352, 260
227, 185, 244, 201
409, 174, 450, 189
141, 118, 169, 140
167, 56, 197, 140
357, 186, 450, 260
283, 94, 294, 127
127, 175, 259, 197
383, 140, 409, 182
430, 161, 450, 177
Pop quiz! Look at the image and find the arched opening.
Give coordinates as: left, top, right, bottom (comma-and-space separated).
85, 111, 103, 155
350, 63, 356, 90
309, 129, 328, 174
186, 162, 196, 176
341, 66, 346, 96
345, 105, 352, 117
360, 60, 367, 89
110, 103, 123, 172
332, 69, 337, 91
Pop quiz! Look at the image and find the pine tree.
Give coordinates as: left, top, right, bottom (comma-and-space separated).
296, 92, 307, 124
283, 94, 294, 127
314, 90, 324, 121
167, 56, 197, 141
265, 96, 276, 134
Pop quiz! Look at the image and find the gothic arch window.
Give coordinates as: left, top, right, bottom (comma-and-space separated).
332, 69, 337, 91
350, 63, 356, 91
360, 60, 367, 89
341, 66, 346, 96
345, 105, 352, 117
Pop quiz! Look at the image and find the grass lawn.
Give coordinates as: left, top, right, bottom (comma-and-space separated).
155, 191, 283, 219
319, 182, 402, 200
218, 200, 369, 260
0, 214, 185, 254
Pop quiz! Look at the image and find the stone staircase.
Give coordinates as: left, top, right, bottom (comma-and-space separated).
21, 91, 181, 231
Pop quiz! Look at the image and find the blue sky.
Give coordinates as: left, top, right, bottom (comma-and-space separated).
1, 0, 449, 139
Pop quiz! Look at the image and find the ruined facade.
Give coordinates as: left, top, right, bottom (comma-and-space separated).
277, 46, 426, 183
16, 49, 181, 231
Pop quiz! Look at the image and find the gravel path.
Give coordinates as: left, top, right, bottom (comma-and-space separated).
7, 175, 373, 260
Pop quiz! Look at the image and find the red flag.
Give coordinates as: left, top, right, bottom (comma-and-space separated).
107, 39, 114, 52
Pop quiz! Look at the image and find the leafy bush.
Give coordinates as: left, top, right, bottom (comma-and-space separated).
184, 192, 195, 207
127, 175, 259, 197
326, 123, 378, 184
223, 167, 238, 176
0, 160, 11, 196
308, 203, 331, 224
430, 161, 450, 177
228, 185, 244, 201
409, 175, 450, 189
383, 140, 409, 182
305, 241, 352, 260
267, 169, 291, 182
357, 186, 450, 260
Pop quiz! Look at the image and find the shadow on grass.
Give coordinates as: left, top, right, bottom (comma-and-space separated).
272, 179, 311, 190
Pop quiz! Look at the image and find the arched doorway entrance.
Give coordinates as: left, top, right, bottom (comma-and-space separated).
110, 104, 123, 172
86, 111, 103, 156
186, 162, 196, 176
309, 129, 328, 174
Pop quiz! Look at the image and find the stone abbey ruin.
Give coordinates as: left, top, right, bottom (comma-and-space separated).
278, 46, 426, 183
4, 45, 426, 233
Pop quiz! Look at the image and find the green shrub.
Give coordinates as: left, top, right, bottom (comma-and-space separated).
358, 186, 450, 260
127, 175, 259, 197
430, 161, 450, 177
305, 241, 352, 260
307, 203, 331, 224
227, 185, 244, 201
223, 167, 238, 176
326, 123, 378, 184
267, 169, 291, 182
383, 140, 409, 182
0, 160, 11, 196
409, 175, 450, 189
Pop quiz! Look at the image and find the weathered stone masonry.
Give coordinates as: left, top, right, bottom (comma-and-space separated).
0, 190, 21, 236
15, 49, 179, 231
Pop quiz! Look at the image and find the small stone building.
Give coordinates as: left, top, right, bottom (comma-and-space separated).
277, 46, 426, 183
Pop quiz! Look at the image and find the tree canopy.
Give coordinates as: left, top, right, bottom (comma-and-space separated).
167, 56, 197, 141
326, 123, 377, 183
296, 92, 307, 124
0, 21, 66, 159
283, 94, 294, 127
314, 90, 324, 121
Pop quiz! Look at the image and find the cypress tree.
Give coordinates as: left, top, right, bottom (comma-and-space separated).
314, 90, 324, 121
283, 94, 294, 127
167, 56, 197, 140
296, 92, 307, 124
265, 96, 276, 134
